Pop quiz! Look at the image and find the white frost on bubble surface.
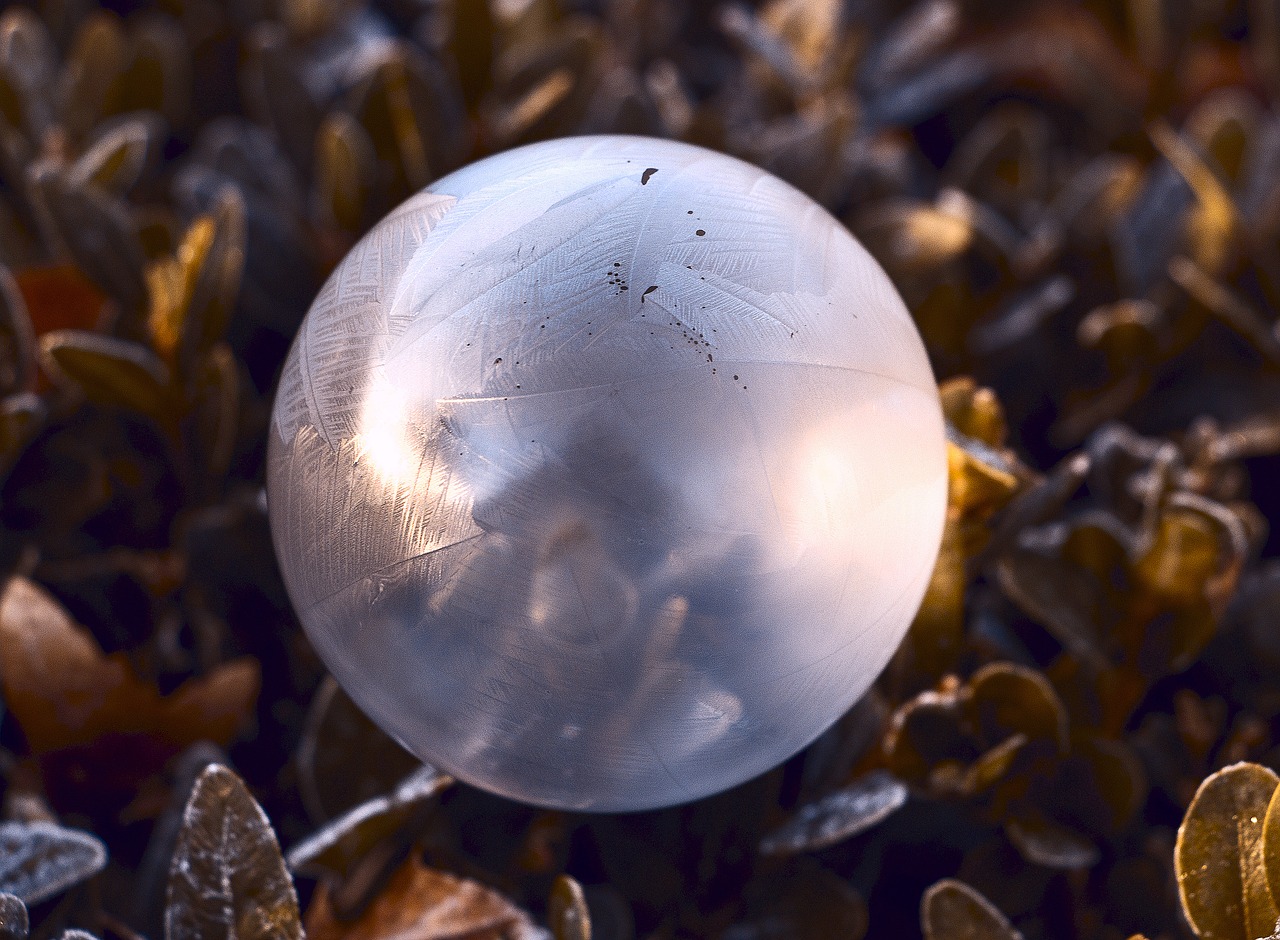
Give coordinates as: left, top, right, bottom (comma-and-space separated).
267, 135, 947, 811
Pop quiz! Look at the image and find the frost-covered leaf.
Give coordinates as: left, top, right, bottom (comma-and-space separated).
287, 764, 453, 878
0, 894, 27, 940
0, 821, 106, 905
1175, 761, 1279, 940
548, 874, 590, 940
921, 879, 1023, 940
759, 770, 908, 856
165, 764, 303, 940
304, 856, 546, 940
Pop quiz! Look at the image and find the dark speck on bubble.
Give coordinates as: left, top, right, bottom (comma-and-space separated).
642, 168, 658, 185
696, 229, 706, 236
495, 358, 503, 364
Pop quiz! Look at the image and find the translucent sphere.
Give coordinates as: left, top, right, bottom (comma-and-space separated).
267, 136, 947, 811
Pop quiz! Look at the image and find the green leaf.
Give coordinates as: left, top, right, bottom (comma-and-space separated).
1176, 762, 1280, 940
921, 879, 1023, 940
165, 764, 303, 940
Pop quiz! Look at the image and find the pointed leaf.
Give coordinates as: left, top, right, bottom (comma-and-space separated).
304, 856, 544, 940
0, 821, 106, 905
1176, 762, 1280, 940
165, 764, 303, 940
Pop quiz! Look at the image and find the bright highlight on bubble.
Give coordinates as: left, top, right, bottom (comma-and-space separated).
267, 135, 948, 811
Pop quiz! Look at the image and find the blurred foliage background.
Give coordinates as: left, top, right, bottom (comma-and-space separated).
0, 0, 1278, 938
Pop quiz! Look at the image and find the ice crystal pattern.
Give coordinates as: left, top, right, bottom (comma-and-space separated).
267, 136, 947, 811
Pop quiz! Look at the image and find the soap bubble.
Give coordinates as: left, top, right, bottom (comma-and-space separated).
267, 136, 947, 811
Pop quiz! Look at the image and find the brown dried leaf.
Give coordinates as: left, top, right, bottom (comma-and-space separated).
548, 874, 590, 940
304, 856, 544, 940
12, 265, 107, 335
166, 764, 303, 940
287, 764, 453, 878
921, 878, 1024, 940
0, 576, 258, 755
0, 821, 106, 906
1175, 762, 1279, 940
759, 770, 909, 856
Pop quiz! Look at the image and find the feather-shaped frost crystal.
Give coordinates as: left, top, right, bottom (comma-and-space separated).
267, 136, 947, 811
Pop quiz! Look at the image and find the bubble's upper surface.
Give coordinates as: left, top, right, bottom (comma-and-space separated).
268, 135, 947, 811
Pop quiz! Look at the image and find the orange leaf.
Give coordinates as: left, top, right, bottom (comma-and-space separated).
0, 577, 258, 755
305, 856, 543, 940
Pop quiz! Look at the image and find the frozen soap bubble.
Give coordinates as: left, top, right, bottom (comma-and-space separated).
267, 135, 947, 811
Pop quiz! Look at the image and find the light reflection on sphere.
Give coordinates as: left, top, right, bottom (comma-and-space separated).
267, 136, 947, 811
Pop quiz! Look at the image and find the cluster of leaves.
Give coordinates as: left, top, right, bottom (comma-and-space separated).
0, 0, 1278, 937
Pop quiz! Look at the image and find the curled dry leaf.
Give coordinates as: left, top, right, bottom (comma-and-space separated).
287, 763, 453, 878
0, 576, 258, 773
0, 821, 105, 906
0, 894, 26, 940
1175, 761, 1279, 940
548, 874, 590, 940
304, 856, 546, 940
166, 764, 303, 940
758, 769, 909, 857
921, 878, 1024, 940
